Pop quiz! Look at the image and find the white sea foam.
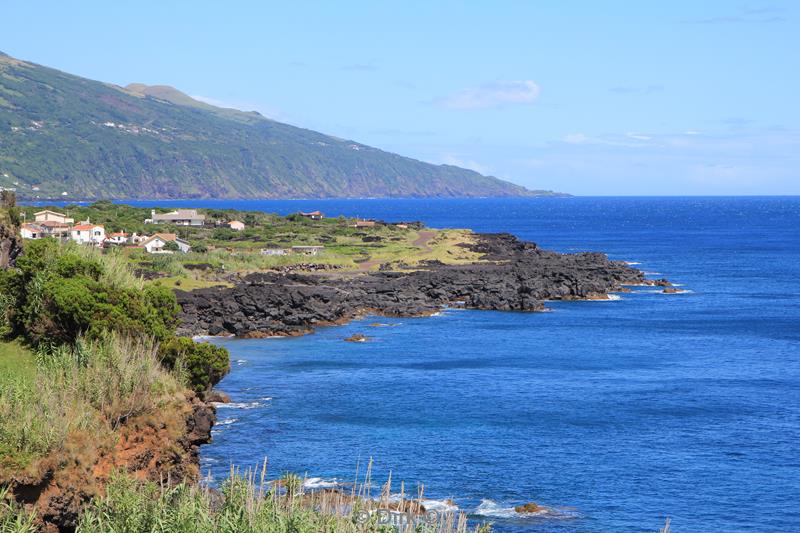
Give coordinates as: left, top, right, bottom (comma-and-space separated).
218, 417, 238, 425
473, 499, 577, 520
474, 499, 519, 519
303, 477, 341, 490
624, 261, 642, 265
260, 396, 273, 402
236, 359, 248, 366
420, 498, 459, 513
582, 294, 621, 301
212, 401, 262, 409
643, 271, 662, 276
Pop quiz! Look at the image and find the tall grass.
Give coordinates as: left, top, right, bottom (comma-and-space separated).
0, 486, 37, 533
71, 244, 144, 291
77, 462, 492, 533
0, 334, 180, 469
200, 248, 355, 272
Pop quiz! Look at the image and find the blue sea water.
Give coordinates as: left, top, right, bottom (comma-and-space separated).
146, 197, 800, 531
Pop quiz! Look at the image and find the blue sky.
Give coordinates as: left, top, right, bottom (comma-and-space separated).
3, 1, 799, 195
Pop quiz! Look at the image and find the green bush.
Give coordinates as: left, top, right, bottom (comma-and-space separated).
2, 240, 179, 345
159, 337, 229, 394
191, 242, 208, 254
212, 228, 235, 241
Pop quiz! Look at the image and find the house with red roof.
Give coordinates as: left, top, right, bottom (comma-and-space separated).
70, 222, 105, 246
106, 232, 129, 245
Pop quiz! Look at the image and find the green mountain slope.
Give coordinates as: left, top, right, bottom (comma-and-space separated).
0, 51, 561, 199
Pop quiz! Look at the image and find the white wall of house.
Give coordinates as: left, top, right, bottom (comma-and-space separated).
143, 237, 191, 253
20, 226, 41, 239
70, 226, 105, 245
143, 237, 168, 253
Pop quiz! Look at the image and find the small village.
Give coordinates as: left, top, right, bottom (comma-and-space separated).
20, 208, 227, 254
16, 207, 394, 256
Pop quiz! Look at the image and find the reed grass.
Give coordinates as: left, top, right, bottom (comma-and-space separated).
77, 459, 492, 533
0, 334, 181, 470
71, 243, 144, 291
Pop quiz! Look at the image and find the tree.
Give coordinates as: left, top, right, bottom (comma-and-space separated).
159, 337, 230, 394
163, 240, 180, 252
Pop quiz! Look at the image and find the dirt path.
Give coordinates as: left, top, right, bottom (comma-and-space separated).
357, 258, 382, 271
412, 230, 436, 252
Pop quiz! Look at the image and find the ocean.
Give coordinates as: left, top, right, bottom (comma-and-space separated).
127, 197, 800, 532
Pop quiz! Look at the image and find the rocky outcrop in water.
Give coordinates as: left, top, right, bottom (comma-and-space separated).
176, 233, 646, 337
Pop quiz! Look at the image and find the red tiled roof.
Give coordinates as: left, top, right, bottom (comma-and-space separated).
72, 224, 104, 231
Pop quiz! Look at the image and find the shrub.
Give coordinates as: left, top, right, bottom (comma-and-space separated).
191, 242, 208, 254
2, 240, 179, 345
159, 337, 229, 394
212, 228, 235, 241
163, 240, 180, 252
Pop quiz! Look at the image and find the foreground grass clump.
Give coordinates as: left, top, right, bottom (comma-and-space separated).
0, 334, 182, 471
76, 467, 492, 533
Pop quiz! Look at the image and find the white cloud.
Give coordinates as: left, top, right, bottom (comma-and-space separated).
563, 133, 589, 144
561, 132, 651, 148
436, 81, 540, 110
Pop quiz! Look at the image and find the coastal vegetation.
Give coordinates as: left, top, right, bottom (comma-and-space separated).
0, 197, 501, 531
16, 201, 485, 283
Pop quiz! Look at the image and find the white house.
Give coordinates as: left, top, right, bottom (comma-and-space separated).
145, 209, 205, 226
129, 233, 150, 245
261, 248, 287, 256
227, 220, 245, 231
141, 233, 191, 254
105, 232, 129, 245
70, 223, 105, 246
20, 223, 44, 239
38, 220, 71, 238
34, 210, 74, 225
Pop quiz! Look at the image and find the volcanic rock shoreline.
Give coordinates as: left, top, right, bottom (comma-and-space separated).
176, 233, 651, 338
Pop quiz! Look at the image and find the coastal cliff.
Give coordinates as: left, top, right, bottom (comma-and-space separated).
176, 233, 646, 337
3, 392, 214, 532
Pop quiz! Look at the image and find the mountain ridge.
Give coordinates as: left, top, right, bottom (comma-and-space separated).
0, 52, 565, 200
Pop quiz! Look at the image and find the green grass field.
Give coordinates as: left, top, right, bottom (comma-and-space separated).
0, 340, 35, 381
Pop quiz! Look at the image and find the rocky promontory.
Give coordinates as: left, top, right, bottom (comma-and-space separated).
176, 233, 648, 337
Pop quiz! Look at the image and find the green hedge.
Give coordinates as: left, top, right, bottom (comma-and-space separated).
159, 337, 230, 394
